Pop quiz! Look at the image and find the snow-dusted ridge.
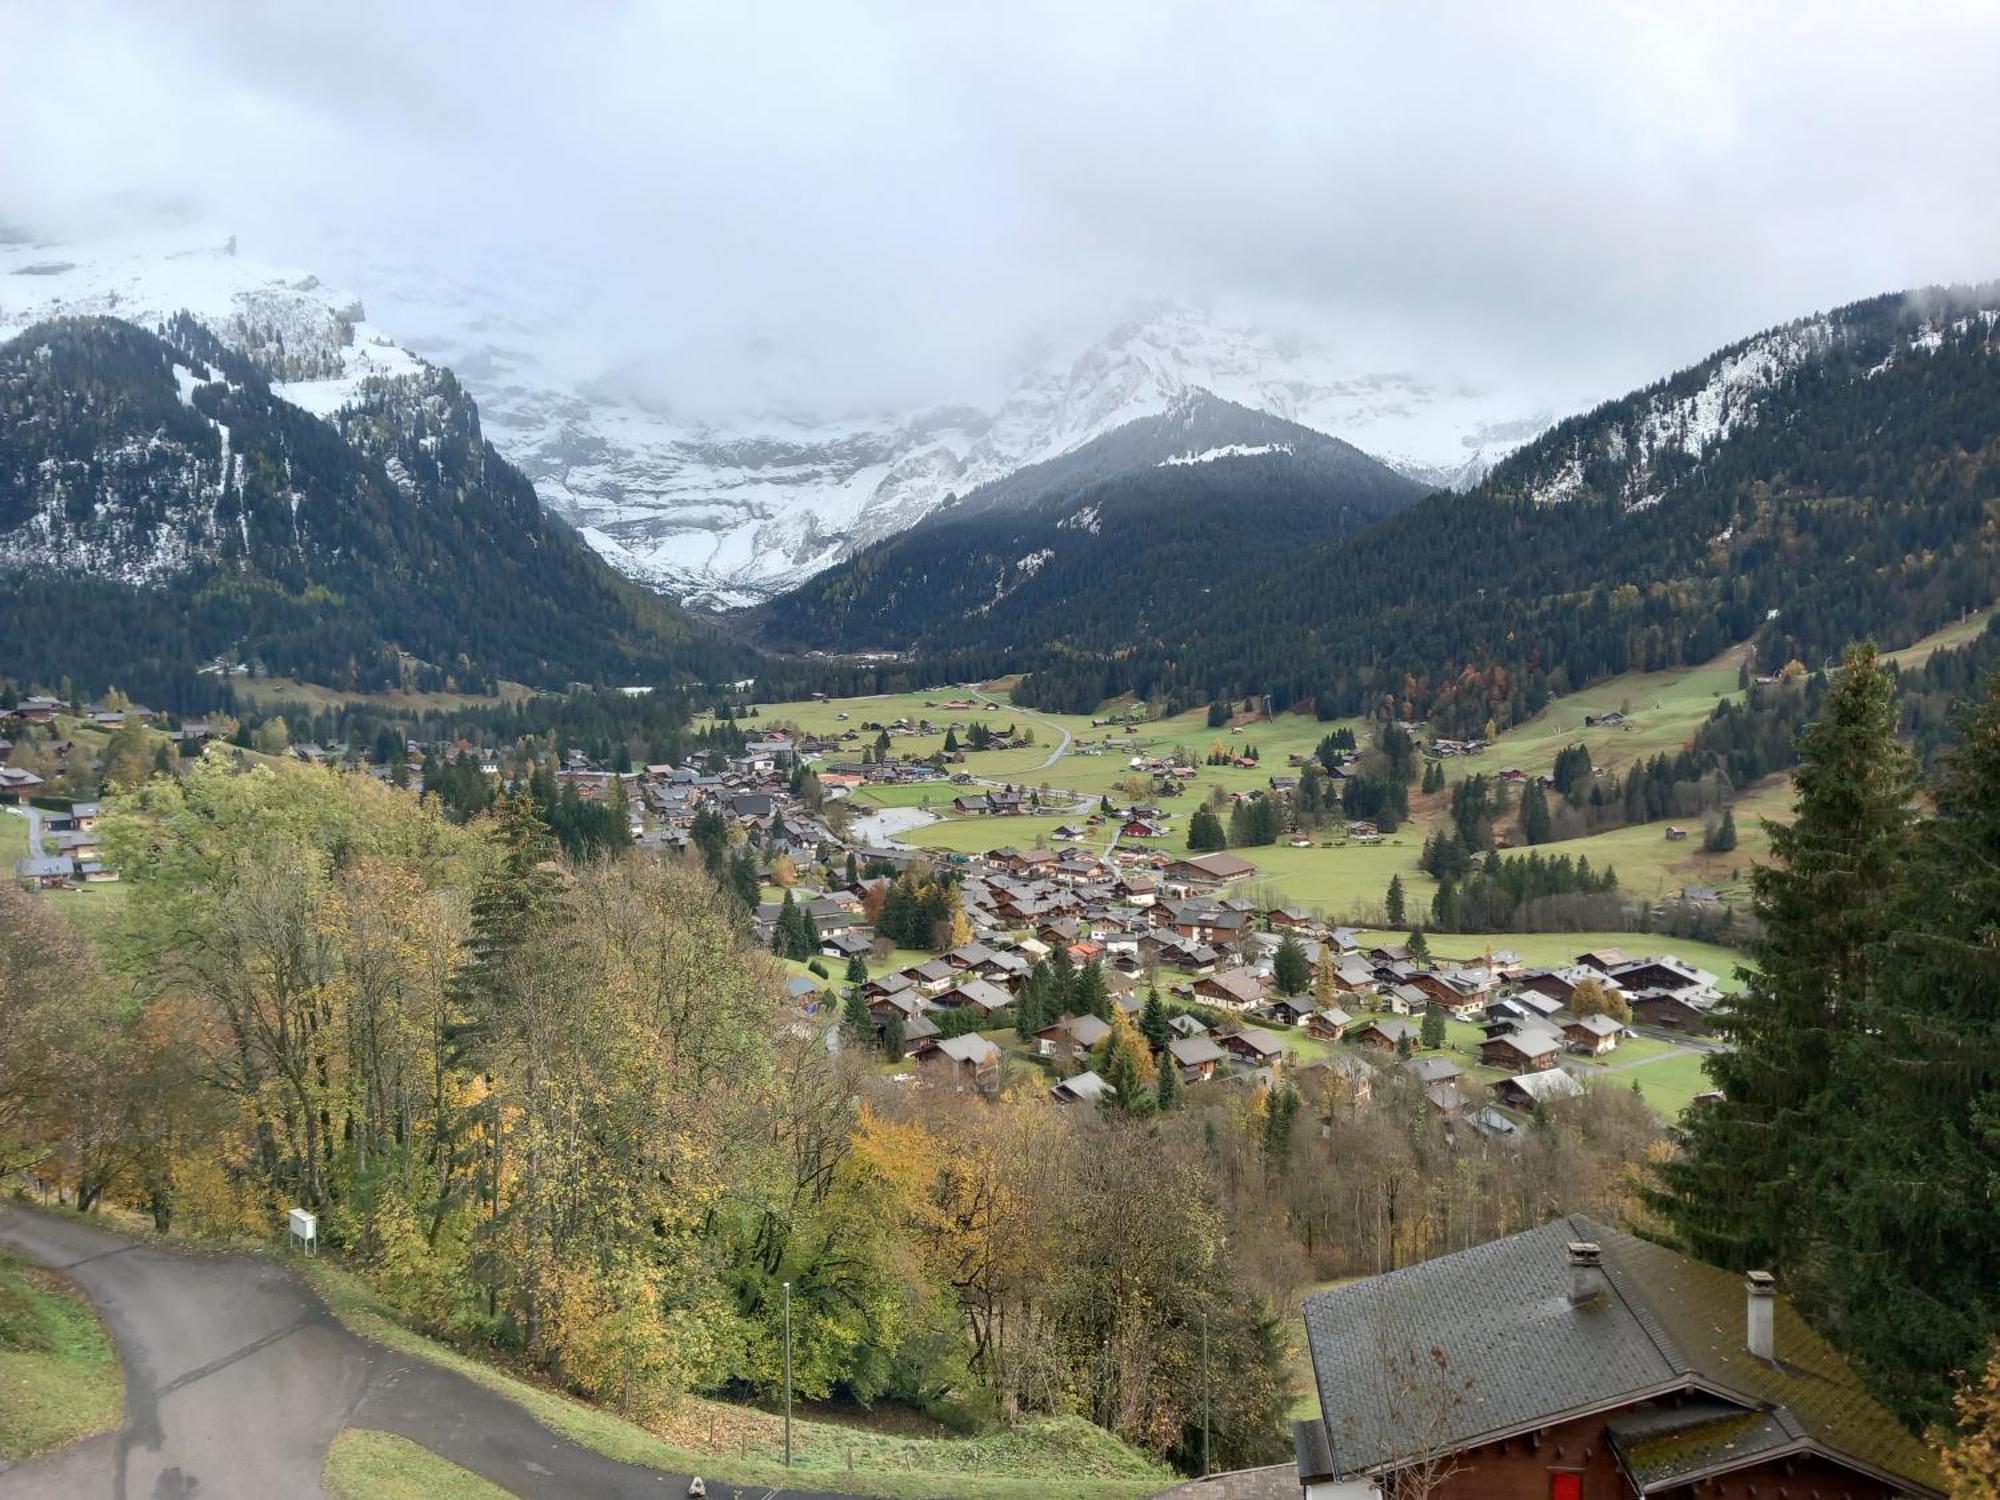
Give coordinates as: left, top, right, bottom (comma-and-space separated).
1514, 300, 2000, 512
1, 232, 1551, 605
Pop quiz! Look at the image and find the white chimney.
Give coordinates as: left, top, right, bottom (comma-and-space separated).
1567, 1241, 1606, 1305
1746, 1270, 1776, 1361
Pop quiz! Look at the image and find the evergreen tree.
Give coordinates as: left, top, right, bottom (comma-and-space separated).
772, 891, 801, 958
1518, 778, 1553, 844
1047, 946, 1078, 1017
1155, 1053, 1181, 1110
842, 987, 876, 1050
1273, 934, 1311, 996
1816, 677, 2000, 1423
1187, 806, 1227, 852
1406, 927, 1430, 965
1385, 873, 1406, 926
726, 847, 759, 911
1260, 1086, 1301, 1169
1072, 959, 1111, 1021
1139, 987, 1171, 1053
845, 954, 868, 985
1420, 1004, 1446, 1051
1652, 642, 1915, 1280
883, 1012, 905, 1062
1704, 806, 1738, 853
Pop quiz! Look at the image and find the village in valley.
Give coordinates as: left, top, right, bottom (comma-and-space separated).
28, 614, 1992, 1129
6, 611, 1995, 1500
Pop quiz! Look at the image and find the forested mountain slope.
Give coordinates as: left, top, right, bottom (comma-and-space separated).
0, 315, 750, 706
756, 393, 1427, 652
789, 284, 2000, 734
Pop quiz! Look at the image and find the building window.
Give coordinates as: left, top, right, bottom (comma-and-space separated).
1550, 1473, 1582, 1500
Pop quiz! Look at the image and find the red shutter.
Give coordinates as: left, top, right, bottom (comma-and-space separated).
1550, 1472, 1582, 1500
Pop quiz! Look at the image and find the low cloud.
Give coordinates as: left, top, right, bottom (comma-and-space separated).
5, 1, 1998, 421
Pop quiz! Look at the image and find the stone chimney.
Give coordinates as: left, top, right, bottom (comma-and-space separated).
1746, 1270, 1776, 1360
1567, 1241, 1606, 1305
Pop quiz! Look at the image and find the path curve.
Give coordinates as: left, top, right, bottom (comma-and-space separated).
0, 1204, 872, 1500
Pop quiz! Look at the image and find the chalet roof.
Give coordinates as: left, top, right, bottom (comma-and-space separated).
1357, 1017, 1418, 1044
1487, 1024, 1563, 1057
1170, 851, 1257, 880
941, 978, 1012, 1012
1499, 1066, 1585, 1102
1167, 1035, 1224, 1067
1226, 1026, 1283, 1057
1401, 1054, 1462, 1086
1301, 1215, 1942, 1494
932, 1033, 1000, 1067
1049, 1070, 1114, 1105
1567, 1012, 1625, 1036
1200, 968, 1267, 1004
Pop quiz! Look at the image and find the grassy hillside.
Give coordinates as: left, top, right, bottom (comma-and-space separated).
0, 1245, 123, 1460
302, 1260, 1171, 1500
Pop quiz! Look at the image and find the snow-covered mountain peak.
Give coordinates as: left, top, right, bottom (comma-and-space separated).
0, 234, 1550, 608
0, 231, 427, 418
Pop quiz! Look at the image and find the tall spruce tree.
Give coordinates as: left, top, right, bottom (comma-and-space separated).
842, 986, 876, 1050
1072, 959, 1111, 1021
1518, 779, 1553, 844
1273, 934, 1311, 996
1155, 1052, 1181, 1110
1816, 676, 2000, 1424
1385, 873, 1406, 926
1652, 641, 1915, 1278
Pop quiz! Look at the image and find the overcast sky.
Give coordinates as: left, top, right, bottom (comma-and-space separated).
5, 1, 2000, 420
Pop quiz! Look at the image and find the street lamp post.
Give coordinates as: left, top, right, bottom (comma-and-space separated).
783, 1280, 793, 1468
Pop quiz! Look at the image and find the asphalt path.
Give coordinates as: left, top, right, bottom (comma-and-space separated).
0, 1204, 881, 1500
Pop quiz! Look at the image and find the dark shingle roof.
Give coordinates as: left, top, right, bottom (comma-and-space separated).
1301, 1215, 1942, 1494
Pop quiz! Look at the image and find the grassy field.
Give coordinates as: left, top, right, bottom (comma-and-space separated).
0, 1246, 123, 1461
231, 675, 539, 713
907, 813, 1102, 855
1470, 646, 1752, 785
706, 689, 1106, 789
324, 1429, 514, 1500
1881, 604, 1996, 669
1610, 1050, 1717, 1117
302, 1261, 1172, 1499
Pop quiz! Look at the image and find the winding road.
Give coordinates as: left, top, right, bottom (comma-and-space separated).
0, 1205, 873, 1500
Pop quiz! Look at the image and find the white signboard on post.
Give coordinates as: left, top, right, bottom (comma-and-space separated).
287, 1207, 317, 1255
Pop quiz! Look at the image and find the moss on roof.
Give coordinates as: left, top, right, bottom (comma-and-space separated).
1602, 1228, 1944, 1493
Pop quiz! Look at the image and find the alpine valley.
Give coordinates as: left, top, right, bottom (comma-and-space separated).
775, 283, 2000, 736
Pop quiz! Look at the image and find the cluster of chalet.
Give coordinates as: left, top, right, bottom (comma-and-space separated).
769, 802, 1724, 1118
5, 696, 146, 889
1297, 1218, 1942, 1500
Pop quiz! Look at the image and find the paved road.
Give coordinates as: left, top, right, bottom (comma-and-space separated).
970, 689, 1072, 771
0, 1204, 875, 1500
